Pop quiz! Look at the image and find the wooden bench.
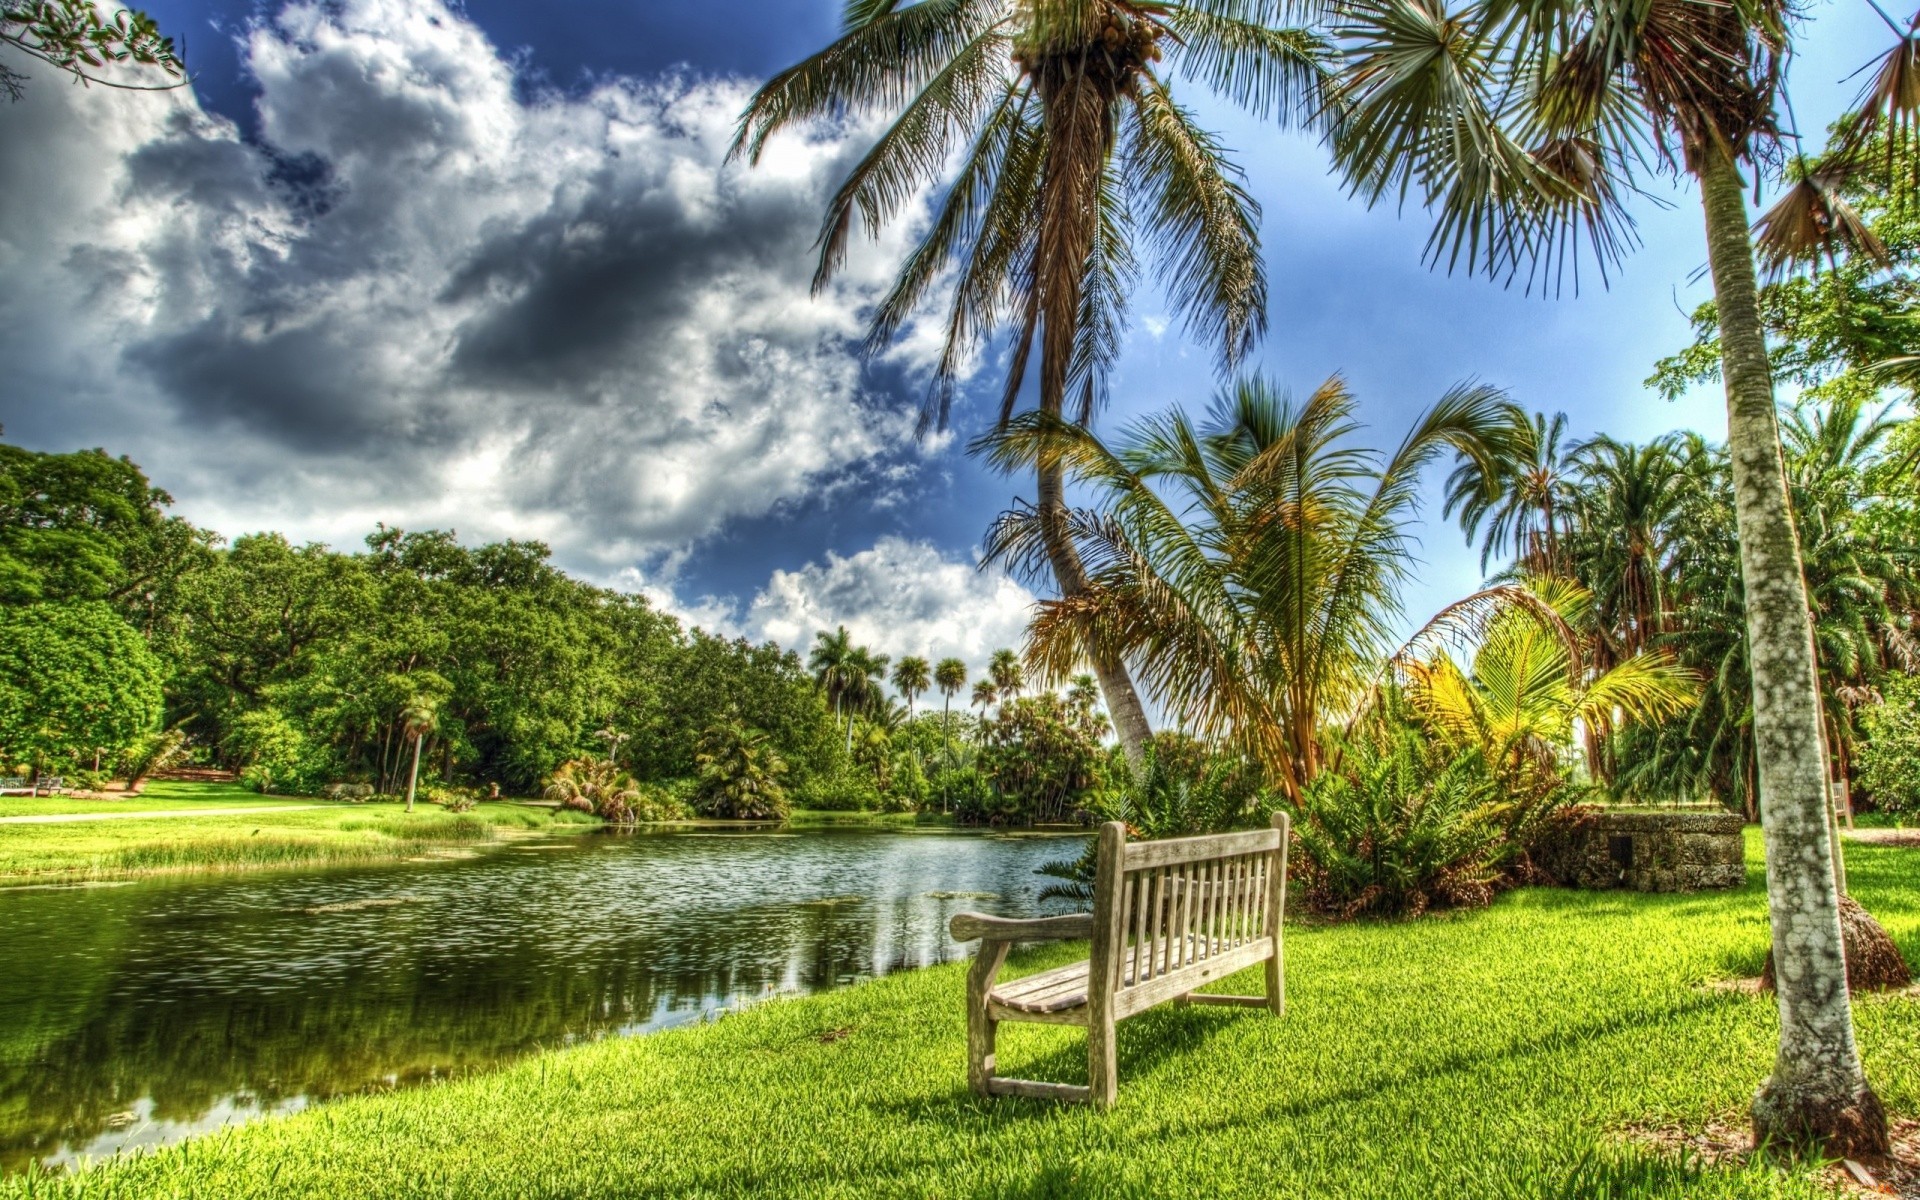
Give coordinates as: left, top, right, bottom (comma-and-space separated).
948, 812, 1289, 1109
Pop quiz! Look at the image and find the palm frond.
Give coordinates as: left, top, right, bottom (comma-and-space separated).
1123, 75, 1266, 370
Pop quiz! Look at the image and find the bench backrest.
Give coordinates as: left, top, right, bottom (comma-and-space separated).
1088, 812, 1289, 1017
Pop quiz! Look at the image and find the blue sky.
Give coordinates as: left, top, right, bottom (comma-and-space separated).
0, 0, 1899, 677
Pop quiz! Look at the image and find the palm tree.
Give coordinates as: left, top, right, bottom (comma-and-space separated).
971, 678, 1000, 719
1565, 435, 1692, 667
399, 695, 437, 814
808, 626, 859, 725
733, 0, 1334, 771
1330, 0, 1887, 1150
1066, 672, 1102, 715
1396, 578, 1700, 791
1445, 407, 1577, 576
988, 647, 1025, 700
985, 373, 1505, 803
935, 656, 968, 756
892, 655, 932, 720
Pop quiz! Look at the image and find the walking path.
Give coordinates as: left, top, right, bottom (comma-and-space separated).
0, 805, 322, 825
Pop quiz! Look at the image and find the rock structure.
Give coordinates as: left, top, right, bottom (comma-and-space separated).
1535, 808, 1746, 892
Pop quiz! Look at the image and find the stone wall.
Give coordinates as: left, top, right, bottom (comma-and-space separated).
1534, 809, 1747, 893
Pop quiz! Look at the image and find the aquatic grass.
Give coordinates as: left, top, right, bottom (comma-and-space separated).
5, 833, 1915, 1198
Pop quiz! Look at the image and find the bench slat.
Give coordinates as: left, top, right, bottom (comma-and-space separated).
1122, 827, 1281, 870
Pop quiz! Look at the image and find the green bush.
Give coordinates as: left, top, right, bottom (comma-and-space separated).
1037, 742, 1278, 904
796, 765, 882, 812
1291, 721, 1510, 919
927, 763, 991, 816
1857, 674, 1920, 817
693, 719, 790, 820
971, 694, 1105, 825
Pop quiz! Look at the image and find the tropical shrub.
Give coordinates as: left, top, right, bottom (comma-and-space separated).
1291, 719, 1513, 919
693, 719, 789, 820
796, 764, 883, 812
929, 763, 993, 817
971, 694, 1105, 825
1857, 674, 1920, 817
544, 757, 644, 823
1037, 741, 1278, 904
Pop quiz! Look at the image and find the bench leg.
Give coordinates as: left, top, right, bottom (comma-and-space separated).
965, 941, 1009, 1097
1087, 1012, 1117, 1110
1265, 944, 1285, 1016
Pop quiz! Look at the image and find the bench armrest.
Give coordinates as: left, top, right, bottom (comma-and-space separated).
948, 912, 1094, 943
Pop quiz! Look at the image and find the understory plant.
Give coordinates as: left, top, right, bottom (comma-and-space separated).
1037, 739, 1275, 904
545, 756, 656, 821
693, 718, 789, 821
1290, 717, 1512, 919
1856, 674, 1920, 818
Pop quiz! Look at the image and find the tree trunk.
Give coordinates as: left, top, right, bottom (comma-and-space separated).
1696, 144, 1887, 1157
405, 732, 423, 814
1028, 55, 1153, 776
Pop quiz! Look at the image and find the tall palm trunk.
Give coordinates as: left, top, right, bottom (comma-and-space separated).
1030, 49, 1153, 772
405, 731, 423, 815
1697, 143, 1886, 1155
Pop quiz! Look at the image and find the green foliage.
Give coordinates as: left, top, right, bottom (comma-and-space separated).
541, 757, 687, 825
0, 601, 163, 773
969, 693, 1106, 825
796, 765, 884, 813
693, 720, 790, 820
1857, 674, 1920, 817
1037, 738, 1275, 904
228, 708, 311, 796
1291, 717, 1510, 919
0, 1, 183, 100
984, 375, 1507, 803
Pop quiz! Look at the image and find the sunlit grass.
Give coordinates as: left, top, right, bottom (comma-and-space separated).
5, 832, 1915, 1198
0, 788, 594, 886
0, 781, 291, 819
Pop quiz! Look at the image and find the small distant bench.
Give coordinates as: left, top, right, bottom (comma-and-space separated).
0, 776, 63, 796
949, 813, 1290, 1109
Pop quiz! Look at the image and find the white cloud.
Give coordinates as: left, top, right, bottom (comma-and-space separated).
0, 0, 943, 575
744, 536, 1037, 671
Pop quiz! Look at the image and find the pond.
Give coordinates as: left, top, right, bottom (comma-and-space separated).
0, 825, 1086, 1174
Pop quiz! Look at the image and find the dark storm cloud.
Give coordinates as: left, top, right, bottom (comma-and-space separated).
0, 0, 939, 575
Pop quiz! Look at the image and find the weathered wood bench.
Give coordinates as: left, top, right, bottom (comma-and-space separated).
948, 812, 1289, 1109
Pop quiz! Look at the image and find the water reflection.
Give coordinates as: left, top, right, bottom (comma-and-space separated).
0, 827, 1083, 1172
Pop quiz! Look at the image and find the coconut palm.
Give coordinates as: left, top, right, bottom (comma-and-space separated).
892, 655, 932, 719
1329, 0, 1888, 1149
1396, 578, 1700, 793
399, 694, 437, 815
733, 0, 1335, 770
935, 656, 968, 750
985, 373, 1506, 803
1444, 407, 1577, 575
808, 626, 859, 724
988, 647, 1025, 699
1565, 435, 1691, 666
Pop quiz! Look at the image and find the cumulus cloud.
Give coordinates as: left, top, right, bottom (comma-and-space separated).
745, 537, 1038, 671
0, 0, 940, 573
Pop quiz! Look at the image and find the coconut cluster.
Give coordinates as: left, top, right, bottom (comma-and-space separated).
1012, 11, 1165, 88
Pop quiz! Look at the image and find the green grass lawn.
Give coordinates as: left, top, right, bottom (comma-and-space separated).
5, 831, 1914, 1198
0, 785, 597, 886
0, 780, 305, 819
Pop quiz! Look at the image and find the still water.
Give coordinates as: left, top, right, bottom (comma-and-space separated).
0, 826, 1084, 1173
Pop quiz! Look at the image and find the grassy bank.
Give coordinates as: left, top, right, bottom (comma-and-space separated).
7, 832, 1916, 1198
0, 788, 597, 886
0, 781, 307, 819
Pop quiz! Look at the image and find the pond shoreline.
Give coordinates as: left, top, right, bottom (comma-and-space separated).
0, 787, 1060, 888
